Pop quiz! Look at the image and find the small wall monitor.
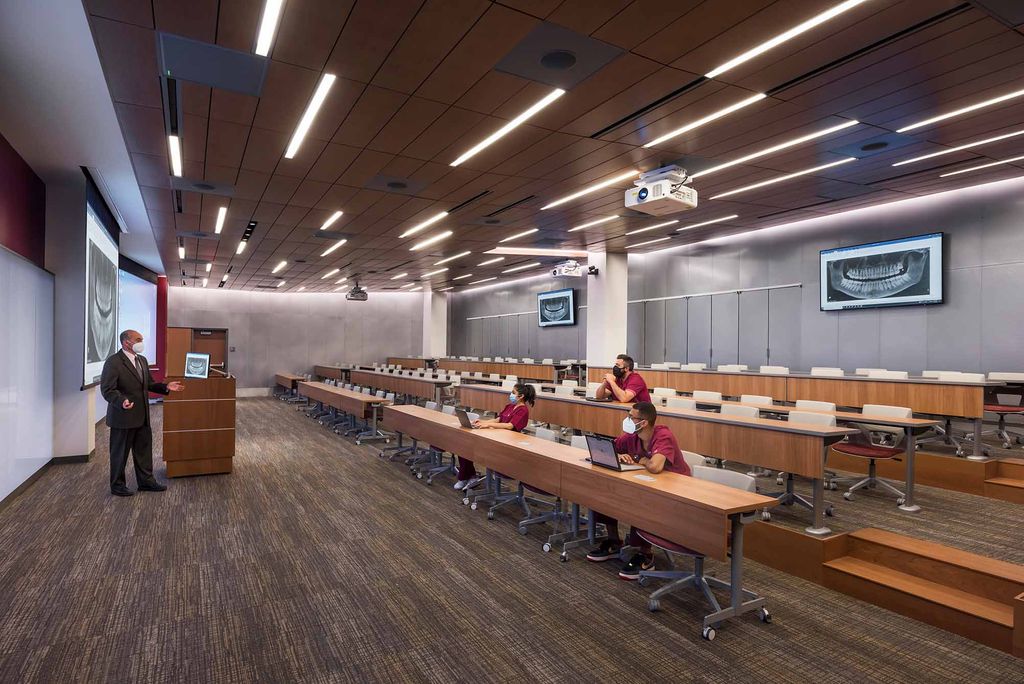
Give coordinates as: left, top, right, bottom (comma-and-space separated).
820, 232, 943, 311
538, 288, 575, 327
184, 352, 211, 379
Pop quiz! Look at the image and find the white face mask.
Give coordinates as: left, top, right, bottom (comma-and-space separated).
509, 393, 518, 403
131, 341, 145, 355
622, 416, 637, 434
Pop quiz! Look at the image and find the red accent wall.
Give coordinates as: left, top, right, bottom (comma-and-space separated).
0, 131, 45, 267
155, 275, 168, 382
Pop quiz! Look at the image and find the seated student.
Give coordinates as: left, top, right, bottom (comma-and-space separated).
595, 354, 651, 403
585, 401, 690, 580
453, 383, 536, 491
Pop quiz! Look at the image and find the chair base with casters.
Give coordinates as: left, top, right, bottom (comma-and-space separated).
467, 472, 521, 518
916, 417, 974, 457
834, 443, 907, 506
411, 448, 455, 485
967, 405, 1024, 450
759, 473, 833, 522
544, 503, 604, 562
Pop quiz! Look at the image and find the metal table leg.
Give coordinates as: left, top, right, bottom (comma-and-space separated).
805, 446, 832, 536
700, 514, 767, 632
899, 426, 921, 512
356, 405, 389, 444
968, 418, 987, 461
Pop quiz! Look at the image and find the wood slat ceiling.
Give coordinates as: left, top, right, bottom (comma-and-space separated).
83, 0, 1024, 292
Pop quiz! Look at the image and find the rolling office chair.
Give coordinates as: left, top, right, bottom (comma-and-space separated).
513, 427, 570, 537
762, 411, 838, 520
973, 372, 1024, 449
739, 394, 773, 407
810, 367, 845, 377
651, 387, 676, 404
636, 465, 769, 639
832, 404, 913, 505
666, 397, 697, 411
692, 390, 723, 405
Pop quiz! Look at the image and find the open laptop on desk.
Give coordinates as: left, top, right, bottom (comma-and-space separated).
585, 396, 612, 402
584, 435, 644, 472
455, 408, 480, 429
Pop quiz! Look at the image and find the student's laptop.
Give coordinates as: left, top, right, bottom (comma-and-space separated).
585, 396, 612, 402
584, 435, 643, 471
455, 408, 480, 429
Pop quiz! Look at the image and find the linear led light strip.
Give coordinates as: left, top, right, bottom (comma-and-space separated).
568, 216, 618, 232
321, 268, 340, 279
677, 215, 739, 232
624, 220, 678, 236
389, 272, 408, 280
498, 228, 538, 243
892, 129, 1024, 167
433, 251, 470, 265
272, 260, 287, 274
541, 170, 638, 210
897, 85, 1024, 133
468, 277, 497, 285
421, 268, 449, 278
709, 158, 856, 199
939, 154, 1024, 178
478, 256, 504, 266
705, 0, 870, 79
254, 0, 285, 56
336, 277, 348, 284
453, 273, 474, 280
691, 120, 860, 178
320, 210, 343, 230
285, 74, 336, 159
450, 88, 565, 167
627, 237, 671, 250
400, 211, 447, 239
643, 94, 767, 148
502, 261, 541, 274
320, 239, 347, 257
215, 206, 227, 234
168, 135, 183, 177
410, 230, 452, 251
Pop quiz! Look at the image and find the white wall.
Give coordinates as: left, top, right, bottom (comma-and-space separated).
168, 288, 424, 388
0, 246, 54, 501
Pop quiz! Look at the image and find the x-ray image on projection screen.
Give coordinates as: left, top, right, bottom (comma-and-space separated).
84, 206, 119, 385
820, 233, 943, 311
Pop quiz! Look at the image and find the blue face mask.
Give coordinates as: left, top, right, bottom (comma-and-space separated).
509, 393, 518, 403
622, 416, 637, 434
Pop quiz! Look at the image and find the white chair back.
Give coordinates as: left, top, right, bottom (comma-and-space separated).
554, 385, 573, 396
666, 397, 697, 410
570, 435, 587, 450
862, 404, 913, 419
759, 365, 789, 374
989, 372, 1024, 382
652, 387, 676, 397
425, 401, 439, 411
506, 375, 518, 382
855, 368, 885, 376
441, 405, 456, 415
585, 382, 602, 398
522, 358, 534, 363
721, 404, 759, 419
692, 390, 722, 403
541, 358, 554, 364
717, 364, 747, 372
692, 465, 756, 492
739, 394, 773, 406
665, 362, 681, 369
682, 450, 705, 470
651, 363, 670, 370
937, 371, 985, 382
501, 380, 516, 390
534, 427, 558, 442
868, 370, 909, 379
682, 363, 706, 370
811, 367, 845, 377
795, 399, 836, 412
788, 410, 837, 427
561, 379, 578, 387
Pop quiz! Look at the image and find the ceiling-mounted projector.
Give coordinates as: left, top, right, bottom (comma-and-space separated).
345, 282, 368, 301
624, 165, 698, 216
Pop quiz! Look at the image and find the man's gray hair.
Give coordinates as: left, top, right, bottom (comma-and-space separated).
119, 330, 134, 345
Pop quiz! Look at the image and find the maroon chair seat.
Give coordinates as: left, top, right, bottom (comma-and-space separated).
635, 529, 701, 556
832, 442, 903, 459
984, 403, 1024, 414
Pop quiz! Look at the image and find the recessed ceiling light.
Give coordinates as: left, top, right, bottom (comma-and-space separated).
624, 220, 678, 236
272, 260, 287, 274
215, 206, 227, 234
478, 256, 504, 266
502, 261, 541, 274
541, 169, 637, 210
320, 239, 347, 257
298, 286, 305, 291
709, 157, 856, 199
254, 0, 285, 56
485, 247, 588, 258
627, 237, 672, 249
691, 120, 860, 179
498, 228, 539, 243
410, 230, 453, 251
276, 281, 285, 288
205, 262, 212, 272
438, 287, 453, 291
168, 135, 183, 176
433, 250, 471, 265
335, 277, 348, 284
389, 272, 408, 280
178, 244, 185, 259
421, 268, 449, 278
939, 154, 1024, 178
676, 215, 739, 232
453, 273, 473, 280
235, 241, 246, 255
321, 268, 340, 279
334, 285, 346, 291
399, 283, 415, 289
897, 86, 1024, 133
568, 216, 618, 232
468, 277, 497, 285
892, 129, 1024, 167
202, 278, 208, 288
450, 88, 565, 167
319, 210, 343, 230
643, 94, 766, 148
285, 73, 336, 159
221, 274, 229, 282
399, 211, 448, 239
705, 0, 870, 79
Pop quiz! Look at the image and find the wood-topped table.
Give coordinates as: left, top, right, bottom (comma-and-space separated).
386, 357, 435, 369
438, 358, 559, 382
275, 373, 305, 396
458, 384, 855, 535
298, 381, 390, 444
350, 369, 450, 404
313, 364, 354, 381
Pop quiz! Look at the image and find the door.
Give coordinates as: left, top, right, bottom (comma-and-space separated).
686, 296, 711, 366
738, 290, 768, 368
710, 293, 739, 367
192, 329, 228, 371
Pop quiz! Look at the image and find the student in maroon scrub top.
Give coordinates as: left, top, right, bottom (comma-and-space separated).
585, 401, 690, 580
595, 354, 651, 403
453, 383, 536, 491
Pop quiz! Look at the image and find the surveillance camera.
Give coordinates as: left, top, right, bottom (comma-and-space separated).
587, 265, 599, 276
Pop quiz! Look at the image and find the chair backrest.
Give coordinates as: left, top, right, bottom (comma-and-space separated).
990, 372, 1024, 382
717, 364, 747, 372
441, 405, 456, 415
651, 362, 670, 370
425, 401, 439, 411
740, 394, 773, 406
494, 357, 504, 362
384, 393, 395, 402
482, 357, 492, 362
855, 368, 885, 376
561, 379, 578, 387
665, 361, 681, 369
868, 369, 909, 379
721, 404, 759, 419
506, 375, 517, 382
534, 427, 558, 442
570, 435, 588, 450
681, 450, 705, 470
760, 365, 789, 374
788, 410, 837, 427
501, 380, 516, 390
937, 371, 985, 382
795, 399, 836, 412
921, 370, 944, 378
522, 358, 534, 363
541, 358, 554, 364
862, 404, 913, 419
810, 367, 845, 377
488, 373, 500, 380
362, 388, 373, 395
666, 397, 697, 410
466, 411, 480, 422
692, 465, 756, 492
375, 390, 385, 398
682, 363, 706, 370
585, 382, 602, 398
554, 385, 573, 396
692, 390, 722, 402
652, 387, 676, 397
506, 358, 517, 363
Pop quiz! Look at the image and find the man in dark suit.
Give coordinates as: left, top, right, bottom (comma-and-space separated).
100, 329, 184, 496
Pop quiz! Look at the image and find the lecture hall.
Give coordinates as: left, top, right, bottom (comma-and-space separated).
1, 0, 1023, 681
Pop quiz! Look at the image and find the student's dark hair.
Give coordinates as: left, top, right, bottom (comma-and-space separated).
616, 354, 635, 371
513, 383, 536, 406
633, 401, 658, 425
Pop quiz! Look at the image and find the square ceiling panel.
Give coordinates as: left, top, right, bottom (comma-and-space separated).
495, 22, 624, 91
171, 176, 235, 197
158, 32, 268, 96
364, 174, 429, 195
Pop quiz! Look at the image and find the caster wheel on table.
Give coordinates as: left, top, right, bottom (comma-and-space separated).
542, 542, 552, 553
462, 497, 470, 506
470, 502, 478, 510
648, 599, 661, 613
1003, 442, 1012, 449
758, 608, 772, 624
843, 492, 852, 501
517, 526, 528, 536
825, 505, 835, 517
828, 481, 838, 491
559, 552, 568, 562
486, 511, 494, 520
702, 626, 716, 641
425, 478, 433, 485
416, 472, 423, 479
760, 510, 771, 522
775, 476, 784, 486
384, 439, 390, 445
638, 576, 649, 587
896, 497, 905, 506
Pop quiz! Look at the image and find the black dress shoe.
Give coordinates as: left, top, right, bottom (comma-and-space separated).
137, 481, 167, 492
111, 486, 135, 497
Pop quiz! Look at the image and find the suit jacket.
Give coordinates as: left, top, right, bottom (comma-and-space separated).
100, 350, 170, 429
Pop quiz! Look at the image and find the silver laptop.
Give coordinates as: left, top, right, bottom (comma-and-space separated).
584, 435, 643, 472
455, 408, 480, 429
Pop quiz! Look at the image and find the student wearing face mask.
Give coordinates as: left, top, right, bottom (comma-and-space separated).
453, 383, 536, 491
594, 353, 651, 403
585, 401, 690, 580
100, 329, 185, 497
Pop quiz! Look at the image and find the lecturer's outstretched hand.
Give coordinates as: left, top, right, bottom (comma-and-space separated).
167, 381, 185, 392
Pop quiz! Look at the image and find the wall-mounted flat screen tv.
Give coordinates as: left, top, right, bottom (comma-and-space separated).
538, 288, 575, 327
820, 232, 943, 311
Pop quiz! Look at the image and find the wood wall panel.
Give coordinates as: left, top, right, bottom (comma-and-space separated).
166, 327, 191, 377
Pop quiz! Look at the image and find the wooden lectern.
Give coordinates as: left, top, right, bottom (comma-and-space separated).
162, 374, 236, 477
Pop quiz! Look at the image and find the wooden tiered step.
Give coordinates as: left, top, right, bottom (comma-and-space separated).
985, 458, 1024, 504
823, 528, 1024, 655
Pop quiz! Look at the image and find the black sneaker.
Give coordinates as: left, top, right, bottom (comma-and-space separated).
618, 553, 654, 580
586, 540, 622, 562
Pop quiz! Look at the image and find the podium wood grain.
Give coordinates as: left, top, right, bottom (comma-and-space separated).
163, 376, 235, 477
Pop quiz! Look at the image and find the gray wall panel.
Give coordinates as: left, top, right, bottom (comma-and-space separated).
836, 308, 881, 371
644, 300, 666, 364
981, 263, 1024, 371
665, 298, 687, 363
626, 302, 644, 363
711, 293, 738, 366
738, 290, 768, 368
687, 296, 711, 366
767, 287, 801, 370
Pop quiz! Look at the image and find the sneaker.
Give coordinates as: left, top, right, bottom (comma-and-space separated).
618, 553, 655, 580
586, 540, 622, 562
464, 475, 485, 490
453, 480, 468, 490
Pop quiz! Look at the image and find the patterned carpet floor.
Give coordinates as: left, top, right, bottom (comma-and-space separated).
0, 397, 1021, 683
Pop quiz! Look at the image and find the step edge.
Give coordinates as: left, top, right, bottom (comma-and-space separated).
985, 476, 1024, 488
